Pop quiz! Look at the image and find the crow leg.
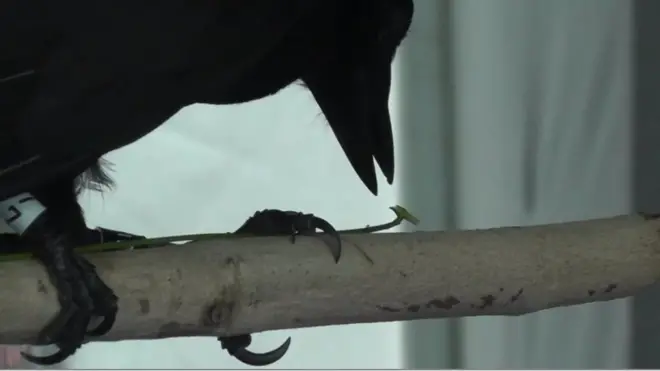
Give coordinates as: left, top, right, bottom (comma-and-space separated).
217, 209, 340, 366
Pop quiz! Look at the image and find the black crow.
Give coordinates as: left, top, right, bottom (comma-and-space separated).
0, 0, 413, 366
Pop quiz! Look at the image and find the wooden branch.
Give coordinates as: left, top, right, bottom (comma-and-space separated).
2, 213, 660, 345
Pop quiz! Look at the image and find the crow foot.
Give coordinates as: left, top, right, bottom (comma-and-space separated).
21, 228, 117, 365
218, 209, 339, 366
235, 209, 342, 262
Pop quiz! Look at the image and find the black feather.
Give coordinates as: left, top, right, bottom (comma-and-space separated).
73, 158, 115, 195
0, 0, 413, 199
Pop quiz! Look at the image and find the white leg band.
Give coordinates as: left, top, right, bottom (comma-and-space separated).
0, 192, 46, 234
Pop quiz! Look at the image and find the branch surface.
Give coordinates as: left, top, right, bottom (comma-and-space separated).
1, 214, 659, 345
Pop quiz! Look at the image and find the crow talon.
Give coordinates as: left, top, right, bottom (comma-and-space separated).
71, 254, 118, 336
21, 278, 91, 366
22, 339, 82, 366
19, 219, 118, 366
307, 215, 341, 263
218, 335, 291, 367
221, 208, 338, 366
289, 213, 341, 262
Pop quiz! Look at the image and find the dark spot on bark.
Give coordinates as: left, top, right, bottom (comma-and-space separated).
247, 293, 261, 308
138, 299, 150, 315
37, 280, 47, 294
477, 294, 496, 309
204, 305, 223, 326
640, 212, 660, 220
499, 288, 504, 292
379, 297, 461, 313
293, 317, 302, 324
604, 284, 617, 293
426, 296, 460, 310
377, 305, 401, 312
588, 289, 596, 296
510, 288, 523, 302
399, 271, 408, 278
204, 296, 236, 327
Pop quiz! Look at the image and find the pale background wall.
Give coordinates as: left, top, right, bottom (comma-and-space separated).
452, 1, 631, 368
632, 0, 660, 368
403, 0, 633, 369
19, 0, 648, 368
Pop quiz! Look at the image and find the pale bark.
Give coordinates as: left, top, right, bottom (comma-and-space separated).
1, 213, 659, 345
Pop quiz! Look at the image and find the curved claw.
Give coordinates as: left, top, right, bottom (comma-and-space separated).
86, 311, 116, 337
21, 345, 78, 366
219, 335, 291, 367
231, 337, 291, 367
307, 216, 341, 263
236, 209, 342, 263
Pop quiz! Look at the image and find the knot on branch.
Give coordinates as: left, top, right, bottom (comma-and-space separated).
203, 257, 243, 335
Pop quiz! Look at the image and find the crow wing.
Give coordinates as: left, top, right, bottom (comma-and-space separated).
0, 0, 320, 200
